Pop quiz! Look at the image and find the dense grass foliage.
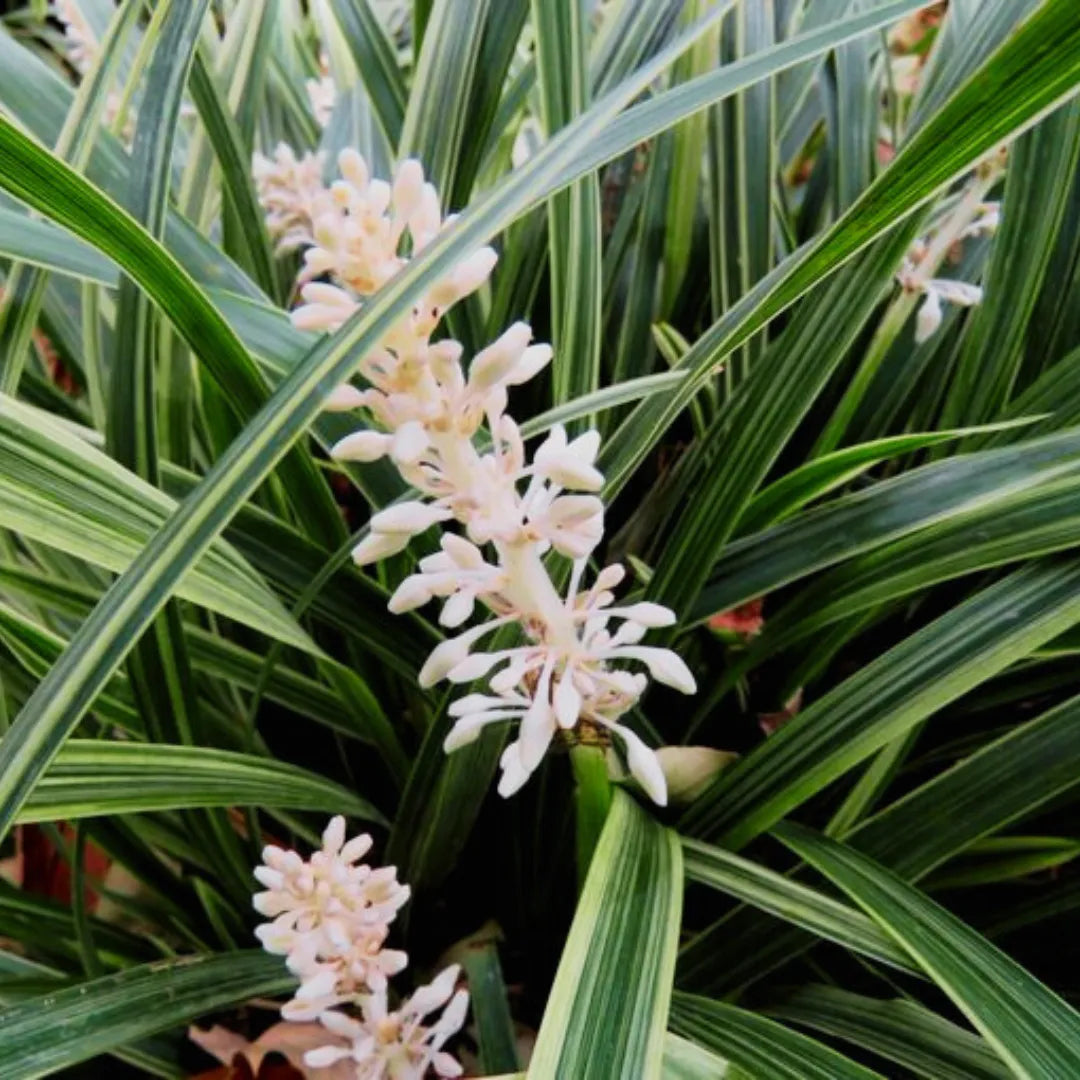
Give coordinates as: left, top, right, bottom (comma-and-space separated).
0, 0, 1080, 1076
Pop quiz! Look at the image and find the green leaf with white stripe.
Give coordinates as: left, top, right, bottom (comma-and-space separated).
680, 836, 916, 974
777, 824, 1080, 1079
767, 985, 1011, 1080
670, 992, 884, 1079
14, 739, 383, 824
527, 791, 681, 1080
0, 952, 293, 1080
0, 395, 314, 654
681, 559, 1080, 848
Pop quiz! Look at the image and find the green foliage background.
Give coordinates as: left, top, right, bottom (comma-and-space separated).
0, 0, 1079, 1077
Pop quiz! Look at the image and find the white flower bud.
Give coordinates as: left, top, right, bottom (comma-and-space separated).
392, 159, 425, 218
655, 745, 738, 804
388, 575, 433, 613
391, 420, 430, 464
352, 531, 410, 566
504, 343, 552, 387
331, 430, 392, 462
468, 322, 533, 392
428, 247, 498, 308
915, 287, 943, 344
371, 500, 451, 535
439, 590, 475, 628
553, 675, 581, 729
613, 724, 668, 806
324, 384, 366, 412
605, 646, 696, 694
497, 743, 530, 797
610, 602, 677, 627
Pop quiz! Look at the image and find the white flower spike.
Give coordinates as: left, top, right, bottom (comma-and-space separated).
253, 819, 468, 1078
255, 148, 697, 803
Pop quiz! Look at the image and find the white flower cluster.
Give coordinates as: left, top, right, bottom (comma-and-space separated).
254, 816, 467, 1078
252, 144, 332, 254
898, 201, 1000, 344
253, 148, 697, 804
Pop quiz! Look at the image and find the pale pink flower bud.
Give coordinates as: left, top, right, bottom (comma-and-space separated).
324, 384, 366, 412
352, 531, 410, 566
338, 148, 369, 190
468, 322, 533, 392
331, 430, 392, 462
613, 724, 667, 806
388, 575, 434, 613
370, 500, 451, 535
392, 159, 426, 218
915, 288, 943, 344
428, 247, 498, 308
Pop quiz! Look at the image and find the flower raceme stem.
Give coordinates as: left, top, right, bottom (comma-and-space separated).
896, 152, 1006, 344
254, 816, 468, 1079
256, 147, 698, 805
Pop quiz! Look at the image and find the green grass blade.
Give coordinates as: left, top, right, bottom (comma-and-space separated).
461, 942, 520, 1075
689, 427, 1080, 624
188, 49, 278, 298
329, 0, 407, 149
847, 692, 1080, 879
533, 0, 602, 418
527, 791, 681, 1080
0, 952, 292, 1080
670, 992, 884, 1079
16, 739, 383, 824
662, 1032, 732, 1079
776, 824, 1080, 1078
0, 395, 315, 653
0, 0, 142, 395
767, 985, 1011, 1080
681, 836, 916, 973
681, 559, 1080, 847
399, 0, 489, 202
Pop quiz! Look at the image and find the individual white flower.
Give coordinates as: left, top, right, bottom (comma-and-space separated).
913, 279, 982, 344
914, 288, 943, 345
532, 425, 603, 492
253, 144, 329, 252
305, 967, 469, 1079
388, 534, 508, 626
253, 817, 410, 1018
961, 202, 1001, 238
